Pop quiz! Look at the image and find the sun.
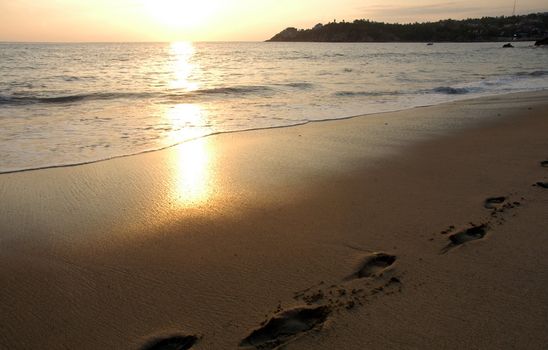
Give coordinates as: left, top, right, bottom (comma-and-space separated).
141, 0, 219, 29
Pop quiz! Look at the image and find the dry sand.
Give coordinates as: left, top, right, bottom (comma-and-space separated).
1, 91, 547, 349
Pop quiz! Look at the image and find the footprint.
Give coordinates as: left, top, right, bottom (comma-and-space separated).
350, 253, 396, 279
440, 225, 456, 234
442, 224, 488, 253
449, 224, 488, 244
484, 196, 506, 209
141, 335, 198, 350
240, 306, 330, 349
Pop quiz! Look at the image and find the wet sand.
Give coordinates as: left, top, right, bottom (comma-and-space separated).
1, 91, 547, 349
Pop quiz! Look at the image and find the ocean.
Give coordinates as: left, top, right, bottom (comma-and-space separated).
1, 41, 547, 173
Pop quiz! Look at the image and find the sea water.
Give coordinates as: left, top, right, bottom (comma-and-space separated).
1, 41, 547, 173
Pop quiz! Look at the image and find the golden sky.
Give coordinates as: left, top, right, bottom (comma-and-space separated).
0, 0, 546, 42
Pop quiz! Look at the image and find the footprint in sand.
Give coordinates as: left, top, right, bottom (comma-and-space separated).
243, 252, 399, 348
141, 335, 198, 350
350, 252, 397, 279
240, 306, 330, 349
533, 181, 548, 189
441, 224, 488, 253
484, 196, 506, 209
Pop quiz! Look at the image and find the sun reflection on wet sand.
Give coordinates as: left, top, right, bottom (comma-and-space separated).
164, 104, 213, 206
163, 42, 216, 206
170, 137, 213, 206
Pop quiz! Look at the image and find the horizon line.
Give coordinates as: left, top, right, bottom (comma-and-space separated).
2, 11, 546, 44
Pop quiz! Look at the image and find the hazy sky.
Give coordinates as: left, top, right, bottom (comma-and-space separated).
1, 0, 546, 42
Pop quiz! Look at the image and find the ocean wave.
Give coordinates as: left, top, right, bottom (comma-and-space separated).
61, 76, 81, 82
0, 92, 155, 105
0, 85, 279, 107
163, 85, 274, 102
431, 86, 471, 95
194, 85, 273, 95
277, 82, 314, 89
515, 70, 548, 77
334, 90, 401, 97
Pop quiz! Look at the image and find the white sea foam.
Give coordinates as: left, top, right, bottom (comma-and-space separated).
1, 41, 547, 173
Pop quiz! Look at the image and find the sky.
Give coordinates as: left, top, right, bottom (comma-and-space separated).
0, 0, 546, 42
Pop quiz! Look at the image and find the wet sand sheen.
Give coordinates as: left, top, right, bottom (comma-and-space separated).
0, 91, 547, 349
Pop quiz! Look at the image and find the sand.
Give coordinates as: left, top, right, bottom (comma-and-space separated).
0, 91, 547, 349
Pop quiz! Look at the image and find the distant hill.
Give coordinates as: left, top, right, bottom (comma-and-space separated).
267, 13, 548, 42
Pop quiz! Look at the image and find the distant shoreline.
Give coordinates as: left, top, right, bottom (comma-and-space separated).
267, 13, 548, 42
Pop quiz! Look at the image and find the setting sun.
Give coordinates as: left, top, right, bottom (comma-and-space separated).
1, 0, 546, 41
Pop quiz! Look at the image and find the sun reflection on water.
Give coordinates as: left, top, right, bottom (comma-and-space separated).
170, 41, 199, 91
165, 42, 214, 206
165, 103, 209, 143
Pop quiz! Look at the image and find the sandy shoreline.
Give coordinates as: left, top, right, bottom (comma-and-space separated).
1, 91, 547, 349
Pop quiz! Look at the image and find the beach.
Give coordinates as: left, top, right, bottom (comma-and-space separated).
1, 91, 547, 349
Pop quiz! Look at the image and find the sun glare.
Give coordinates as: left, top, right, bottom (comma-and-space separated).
164, 102, 213, 205
141, 0, 220, 29
170, 137, 213, 206
170, 41, 199, 90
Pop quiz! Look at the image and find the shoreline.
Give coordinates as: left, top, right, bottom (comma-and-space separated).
2, 89, 546, 176
1, 91, 547, 349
